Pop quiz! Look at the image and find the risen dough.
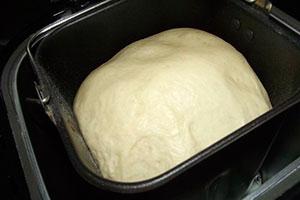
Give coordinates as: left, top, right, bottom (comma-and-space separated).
73, 28, 272, 182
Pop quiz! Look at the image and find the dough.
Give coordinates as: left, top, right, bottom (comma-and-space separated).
73, 28, 272, 182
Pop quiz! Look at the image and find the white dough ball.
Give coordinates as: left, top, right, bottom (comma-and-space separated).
73, 28, 272, 182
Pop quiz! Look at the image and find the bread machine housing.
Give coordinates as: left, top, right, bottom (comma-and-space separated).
3, 0, 300, 197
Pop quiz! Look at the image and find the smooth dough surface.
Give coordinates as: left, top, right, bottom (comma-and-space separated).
73, 28, 272, 182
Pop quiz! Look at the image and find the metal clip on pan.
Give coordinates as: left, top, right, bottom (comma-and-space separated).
244, 0, 300, 35
25, 1, 111, 108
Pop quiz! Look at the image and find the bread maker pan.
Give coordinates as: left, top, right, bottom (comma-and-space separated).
25, 0, 300, 193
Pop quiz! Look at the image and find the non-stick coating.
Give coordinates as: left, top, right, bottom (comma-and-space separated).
33, 0, 300, 193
